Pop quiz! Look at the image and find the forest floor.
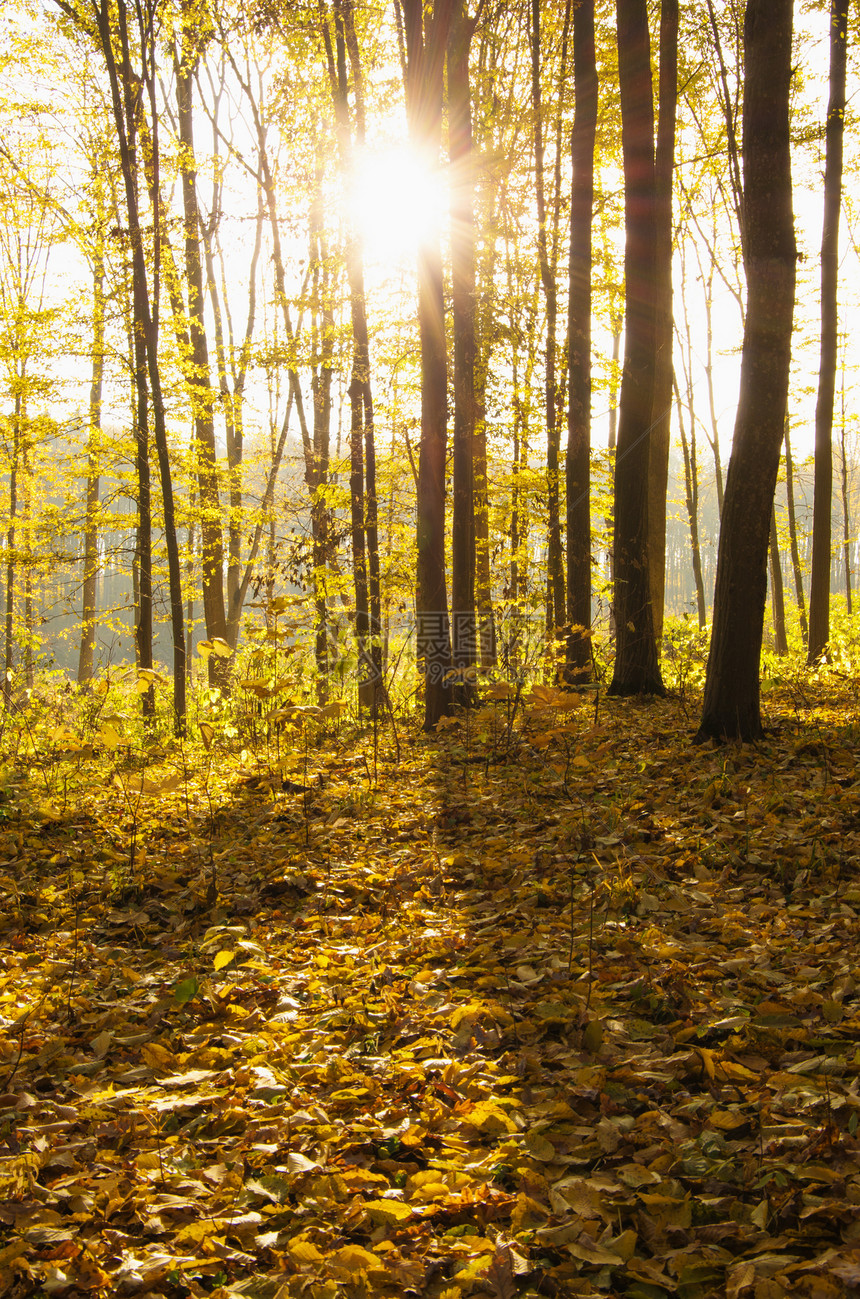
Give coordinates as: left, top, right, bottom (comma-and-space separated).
1, 674, 860, 1299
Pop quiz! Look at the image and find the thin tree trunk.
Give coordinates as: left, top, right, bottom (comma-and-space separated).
4, 393, 19, 712
808, 0, 849, 664
309, 158, 334, 704
78, 242, 105, 683
648, 0, 679, 646
87, 0, 185, 727
674, 371, 706, 627
566, 0, 596, 682
531, 0, 566, 641
697, 0, 796, 743
474, 289, 495, 666
702, 265, 725, 515
783, 416, 808, 641
402, 0, 453, 729
342, 0, 383, 708
609, 0, 665, 697
769, 507, 788, 655
176, 6, 229, 683
840, 372, 852, 615
449, 0, 478, 697
138, 14, 186, 728
23, 443, 32, 691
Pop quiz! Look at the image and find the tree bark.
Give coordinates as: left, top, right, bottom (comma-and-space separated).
840, 374, 852, 616
608, 0, 665, 697
78, 236, 105, 683
565, 0, 596, 682
769, 507, 788, 656
807, 0, 849, 664
697, 0, 796, 743
402, 0, 453, 729
175, 4, 229, 684
783, 416, 808, 642
647, 0, 679, 646
674, 371, 706, 627
530, 0, 566, 644
449, 0, 478, 698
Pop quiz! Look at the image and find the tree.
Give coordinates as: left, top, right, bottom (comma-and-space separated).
647, 0, 679, 645
565, 0, 596, 681
608, 0, 665, 697
696, 0, 796, 743
807, 0, 849, 665
54, 0, 189, 729
321, 0, 383, 710
0, 155, 61, 705
173, 0, 230, 683
530, 0, 569, 649
401, 0, 453, 730
448, 0, 480, 698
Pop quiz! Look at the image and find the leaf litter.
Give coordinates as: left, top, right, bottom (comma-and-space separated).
1, 683, 860, 1297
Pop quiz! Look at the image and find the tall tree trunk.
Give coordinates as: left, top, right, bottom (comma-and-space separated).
137, 10, 187, 728
566, 0, 596, 682
22, 444, 32, 692
840, 373, 852, 616
78, 240, 105, 683
674, 372, 706, 627
175, 4, 229, 683
309, 156, 334, 704
769, 507, 788, 655
647, 0, 679, 645
702, 264, 725, 516
783, 416, 808, 641
342, 0, 383, 708
697, 0, 796, 743
83, 0, 186, 727
609, 0, 665, 697
322, 0, 379, 710
807, 0, 849, 664
201, 178, 263, 648
449, 0, 478, 697
3, 393, 20, 712
530, 0, 566, 642
402, 0, 453, 729
90, 0, 156, 721
474, 289, 495, 666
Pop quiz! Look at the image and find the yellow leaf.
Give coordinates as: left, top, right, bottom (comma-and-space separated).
524, 1130, 557, 1162
100, 722, 122, 750
583, 1019, 604, 1053
331, 1245, 387, 1277
319, 700, 348, 719
137, 774, 181, 796
213, 950, 235, 970
175, 1220, 222, 1245
698, 1047, 717, 1080
141, 1042, 175, 1069
464, 1100, 517, 1135
287, 1239, 325, 1266
364, 1199, 413, 1224
200, 722, 214, 751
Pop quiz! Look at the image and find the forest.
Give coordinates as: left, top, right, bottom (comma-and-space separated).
2, 1, 860, 1297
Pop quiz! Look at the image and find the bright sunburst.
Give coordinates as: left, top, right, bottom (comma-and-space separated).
347, 144, 448, 262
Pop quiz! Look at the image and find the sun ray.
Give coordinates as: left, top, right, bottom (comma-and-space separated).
347, 144, 447, 262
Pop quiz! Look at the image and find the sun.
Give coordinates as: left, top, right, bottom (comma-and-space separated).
347, 144, 448, 262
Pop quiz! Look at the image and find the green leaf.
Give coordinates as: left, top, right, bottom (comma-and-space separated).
174, 976, 199, 1006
